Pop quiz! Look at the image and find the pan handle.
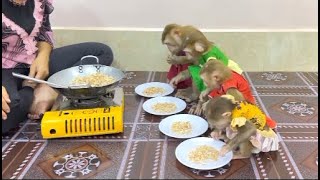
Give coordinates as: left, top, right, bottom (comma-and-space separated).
80, 55, 100, 65
12, 72, 66, 88
79, 55, 100, 73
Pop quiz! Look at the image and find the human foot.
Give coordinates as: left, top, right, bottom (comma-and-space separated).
28, 84, 59, 120
22, 80, 37, 89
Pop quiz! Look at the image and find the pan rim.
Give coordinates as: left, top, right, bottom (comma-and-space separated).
47, 64, 125, 89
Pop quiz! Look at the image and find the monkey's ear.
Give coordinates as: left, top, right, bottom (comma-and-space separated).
194, 41, 205, 52
222, 112, 232, 117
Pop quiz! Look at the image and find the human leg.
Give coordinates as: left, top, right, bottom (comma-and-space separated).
2, 68, 34, 133
49, 42, 114, 75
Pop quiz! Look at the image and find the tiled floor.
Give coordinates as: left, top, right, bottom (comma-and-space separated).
2, 71, 318, 179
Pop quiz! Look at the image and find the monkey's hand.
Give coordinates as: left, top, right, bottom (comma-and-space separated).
199, 89, 211, 102
169, 75, 182, 88
210, 130, 222, 140
202, 100, 209, 111
219, 145, 232, 157
193, 102, 203, 115
188, 101, 202, 115
194, 93, 210, 115
167, 54, 178, 65
167, 54, 191, 65
188, 103, 197, 114
169, 70, 190, 88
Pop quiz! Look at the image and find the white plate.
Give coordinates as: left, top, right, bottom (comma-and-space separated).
175, 137, 233, 170
159, 114, 209, 139
135, 82, 174, 98
143, 96, 187, 116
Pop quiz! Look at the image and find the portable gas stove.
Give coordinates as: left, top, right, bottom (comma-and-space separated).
41, 87, 124, 139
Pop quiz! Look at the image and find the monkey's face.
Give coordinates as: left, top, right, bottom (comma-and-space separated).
163, 34, 182, 54
205, 109, 230, 131
217, 115, 232, 129
205, 97, 234, 131
200, 72, 221, 90
183, 41, 207, 62
183, 44, 204, 61
182, 46, 195, 60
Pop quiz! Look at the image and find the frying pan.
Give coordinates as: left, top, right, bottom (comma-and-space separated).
12, 55, 125, 99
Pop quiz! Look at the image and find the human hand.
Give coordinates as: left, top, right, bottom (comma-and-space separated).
2, 86, 11, 120
28, 54, 50, 81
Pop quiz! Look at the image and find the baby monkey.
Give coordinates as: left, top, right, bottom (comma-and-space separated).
162, 24, 194, 99
205, 95, 279, 159
189, 59, 255, 115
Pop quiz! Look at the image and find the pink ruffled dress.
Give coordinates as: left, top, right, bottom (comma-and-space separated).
2, 0, 54, 68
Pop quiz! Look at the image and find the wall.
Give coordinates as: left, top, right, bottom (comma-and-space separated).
50, 0, 318, 72
51, 0, 317, 29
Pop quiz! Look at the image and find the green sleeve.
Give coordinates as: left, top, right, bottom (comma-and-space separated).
211, 46, 229, 65
188, 65, 207, 92
200, 45, 229, 66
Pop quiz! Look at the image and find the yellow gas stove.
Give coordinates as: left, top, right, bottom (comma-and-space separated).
41, 87, 124, 139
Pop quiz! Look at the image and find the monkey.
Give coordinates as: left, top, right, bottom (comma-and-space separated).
204, 95, 255, 159
161, 24, 192, 89
161, 24, 195, 98
200, 59, 255, 102
188, 59, 255, 116
204, 95, 279, 159
163, 24, 244, 109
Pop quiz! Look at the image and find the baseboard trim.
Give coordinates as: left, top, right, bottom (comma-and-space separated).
52, 27, 318, 32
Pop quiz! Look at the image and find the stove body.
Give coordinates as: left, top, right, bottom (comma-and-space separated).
41, 87, 124, 139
